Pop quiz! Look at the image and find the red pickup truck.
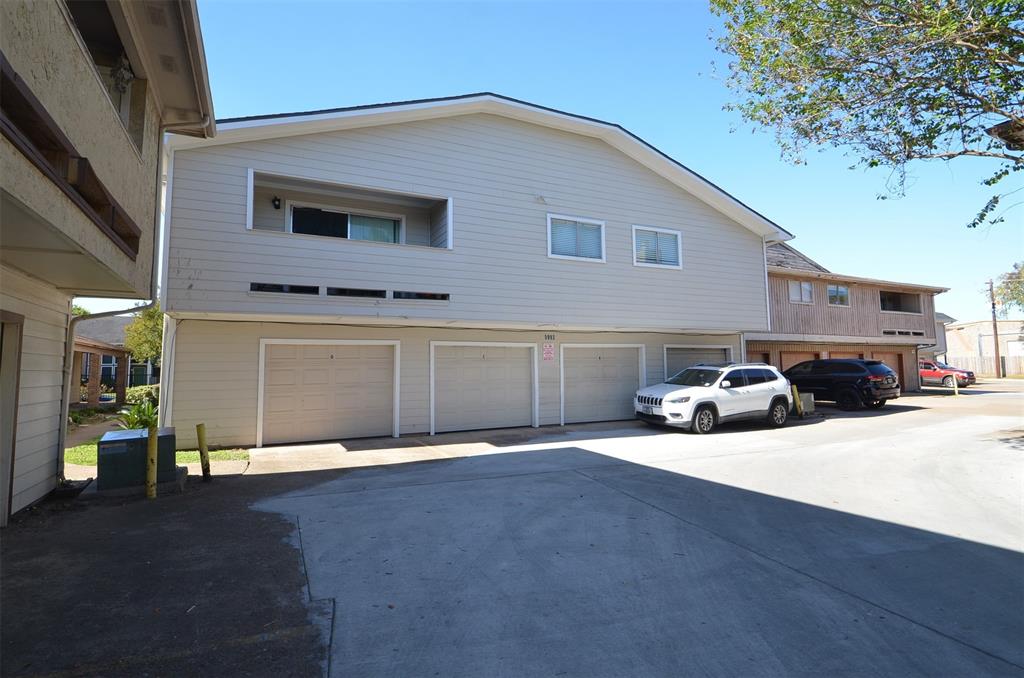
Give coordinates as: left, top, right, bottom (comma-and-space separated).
919, 360, 976, 387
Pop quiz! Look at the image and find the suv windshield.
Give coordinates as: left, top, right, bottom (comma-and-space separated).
666, 368, 723, 387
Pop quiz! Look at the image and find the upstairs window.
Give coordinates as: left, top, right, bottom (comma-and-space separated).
548, 214, 605, 262
828, 284, 850, 306
880, 291, 922, 313
633, 226, 681, 269
288, 203, 401, 243
788, 280, 814, 304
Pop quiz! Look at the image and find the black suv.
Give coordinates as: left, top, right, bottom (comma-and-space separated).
783, 359, 900, 410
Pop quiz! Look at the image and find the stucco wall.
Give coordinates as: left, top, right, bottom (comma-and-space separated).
1, 0, 160, 296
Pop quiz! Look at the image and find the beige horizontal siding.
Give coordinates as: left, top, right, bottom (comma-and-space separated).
167, 113, 768, 331
748, 340, 920, 391
1, 265, 70, 513
769, 274, 935, 338
169, 320, 741, 449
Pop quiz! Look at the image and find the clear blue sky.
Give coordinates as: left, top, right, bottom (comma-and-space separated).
82, 0, 1023, 320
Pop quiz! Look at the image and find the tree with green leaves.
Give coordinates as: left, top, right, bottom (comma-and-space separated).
995, 261, 1024, 315
71, 304, 89, 317
710, 0, 1024, 227
123, 303, 163, 364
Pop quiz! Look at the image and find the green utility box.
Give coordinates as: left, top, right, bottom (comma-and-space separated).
97, 428, 176, 491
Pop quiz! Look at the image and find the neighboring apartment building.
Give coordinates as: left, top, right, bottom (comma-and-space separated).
160, 93, 795, 449
920, 312, 956, 361
0, 0, 214, 523
746, 243, 947, 391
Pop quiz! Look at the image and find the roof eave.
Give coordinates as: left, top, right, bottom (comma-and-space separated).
165, 94, 791, 240
767, 266, 949, 293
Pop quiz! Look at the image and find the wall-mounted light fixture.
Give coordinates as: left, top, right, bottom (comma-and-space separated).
271, 196, 281, 210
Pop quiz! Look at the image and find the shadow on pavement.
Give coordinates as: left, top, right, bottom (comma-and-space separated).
3, 446, 1022, 677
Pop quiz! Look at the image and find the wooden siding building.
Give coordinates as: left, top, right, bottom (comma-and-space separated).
746, 244, 948, 391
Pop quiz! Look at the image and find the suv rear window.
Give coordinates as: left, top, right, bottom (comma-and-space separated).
826, 362, 866, 374
865, 361, 896, 376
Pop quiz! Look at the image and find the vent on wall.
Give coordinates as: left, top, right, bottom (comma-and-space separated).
326, 287, 386, 298
250, 282, 319, 295
882, 329, 925, 337
392, 291, 450, 301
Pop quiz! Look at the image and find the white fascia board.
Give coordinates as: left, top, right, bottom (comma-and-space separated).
166, 95, 791, 241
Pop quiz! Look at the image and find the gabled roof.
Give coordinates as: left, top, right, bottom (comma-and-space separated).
766, 242, 829, 273
76, 315, 132, 346
167, 93, 792, 241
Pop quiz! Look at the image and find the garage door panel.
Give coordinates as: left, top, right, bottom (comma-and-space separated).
434, 345, 533, 433
263, 343, 395, 445
665, 347, 729, 378
563, 347, 640, 424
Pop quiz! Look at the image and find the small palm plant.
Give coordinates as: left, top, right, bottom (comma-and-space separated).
116, 400, 158, 430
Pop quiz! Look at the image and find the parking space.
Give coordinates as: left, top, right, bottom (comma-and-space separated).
2, 381, 1022, 676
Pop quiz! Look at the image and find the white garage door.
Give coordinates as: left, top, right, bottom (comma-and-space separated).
665, 347, 730, 380
262, 343, 394, 445
434, 345, 533, 433
563, 346, 641, 424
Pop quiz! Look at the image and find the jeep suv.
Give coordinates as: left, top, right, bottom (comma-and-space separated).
783, 359, 900, 410
919, 360, 976, 387
635, 363, 793, 434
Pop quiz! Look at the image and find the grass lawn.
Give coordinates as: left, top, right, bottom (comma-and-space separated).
64, 438, 249, 466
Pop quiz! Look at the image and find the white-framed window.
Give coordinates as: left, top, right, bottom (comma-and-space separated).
285, 200, 405, 244
547, 214, 605, 262
788, 280, 814, 304
827, 284, 850, 307
632, 225, 682, 269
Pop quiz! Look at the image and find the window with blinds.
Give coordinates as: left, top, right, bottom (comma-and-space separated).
548, 215, 605, 261
632, 226, 681, 268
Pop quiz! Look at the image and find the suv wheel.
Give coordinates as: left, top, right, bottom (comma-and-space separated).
691, 405, 716, 434
836, 388, 863, 411
866, 399, 886, 409
942, 375, 955, 388
767, 398, 789, 427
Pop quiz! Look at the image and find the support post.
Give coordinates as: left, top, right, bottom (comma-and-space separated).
196, 423, 211, 482
952, 374, 959, 397
791, 384, 804, 418
146, 425, 157, 499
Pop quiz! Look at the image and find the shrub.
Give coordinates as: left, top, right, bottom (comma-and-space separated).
125, 384, 159, 405
116, 400, 158, 430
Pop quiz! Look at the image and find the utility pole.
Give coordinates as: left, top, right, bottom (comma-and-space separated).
988, 280, 1003, 378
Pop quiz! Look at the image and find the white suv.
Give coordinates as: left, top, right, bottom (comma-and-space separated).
635, 363, 792, 434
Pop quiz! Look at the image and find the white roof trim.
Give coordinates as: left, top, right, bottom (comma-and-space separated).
166, 94, 792, 241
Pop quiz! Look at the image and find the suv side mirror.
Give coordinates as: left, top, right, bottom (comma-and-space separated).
720, 380, 732, 389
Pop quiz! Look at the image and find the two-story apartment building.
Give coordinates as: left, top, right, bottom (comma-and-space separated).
0, 0, 214, 523
160, 94, 795, 449
746, 243, 947, 390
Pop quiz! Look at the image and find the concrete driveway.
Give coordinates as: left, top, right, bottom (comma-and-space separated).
2, 382, 1021, 676
251, 381, 1024, 676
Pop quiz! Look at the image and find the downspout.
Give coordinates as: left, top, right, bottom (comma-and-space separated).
56, 117, 209, 482
762, 236, 772, 334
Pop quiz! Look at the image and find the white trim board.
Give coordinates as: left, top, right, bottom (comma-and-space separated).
429, 341, 539, 435
662, 344, 735, 381
256, 338, 401, 448
559, 343, 646, 426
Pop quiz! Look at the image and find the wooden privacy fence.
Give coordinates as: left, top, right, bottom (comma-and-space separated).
946, 355, 1024, 377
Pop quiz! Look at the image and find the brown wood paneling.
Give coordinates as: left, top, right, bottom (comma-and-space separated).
769, 274, 933, 338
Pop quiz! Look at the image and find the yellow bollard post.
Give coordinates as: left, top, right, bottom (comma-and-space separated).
952, 375, 959, 397
196, 423, 211, 483
146, 424, 158, 499
791, 384, 804, 418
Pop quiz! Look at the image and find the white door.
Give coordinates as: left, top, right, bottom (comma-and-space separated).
665, 347, 729, 380
262, 343, 395, 445
718, 368, 757, 416
563, 346, 641, 424
434, 345, 533, 433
